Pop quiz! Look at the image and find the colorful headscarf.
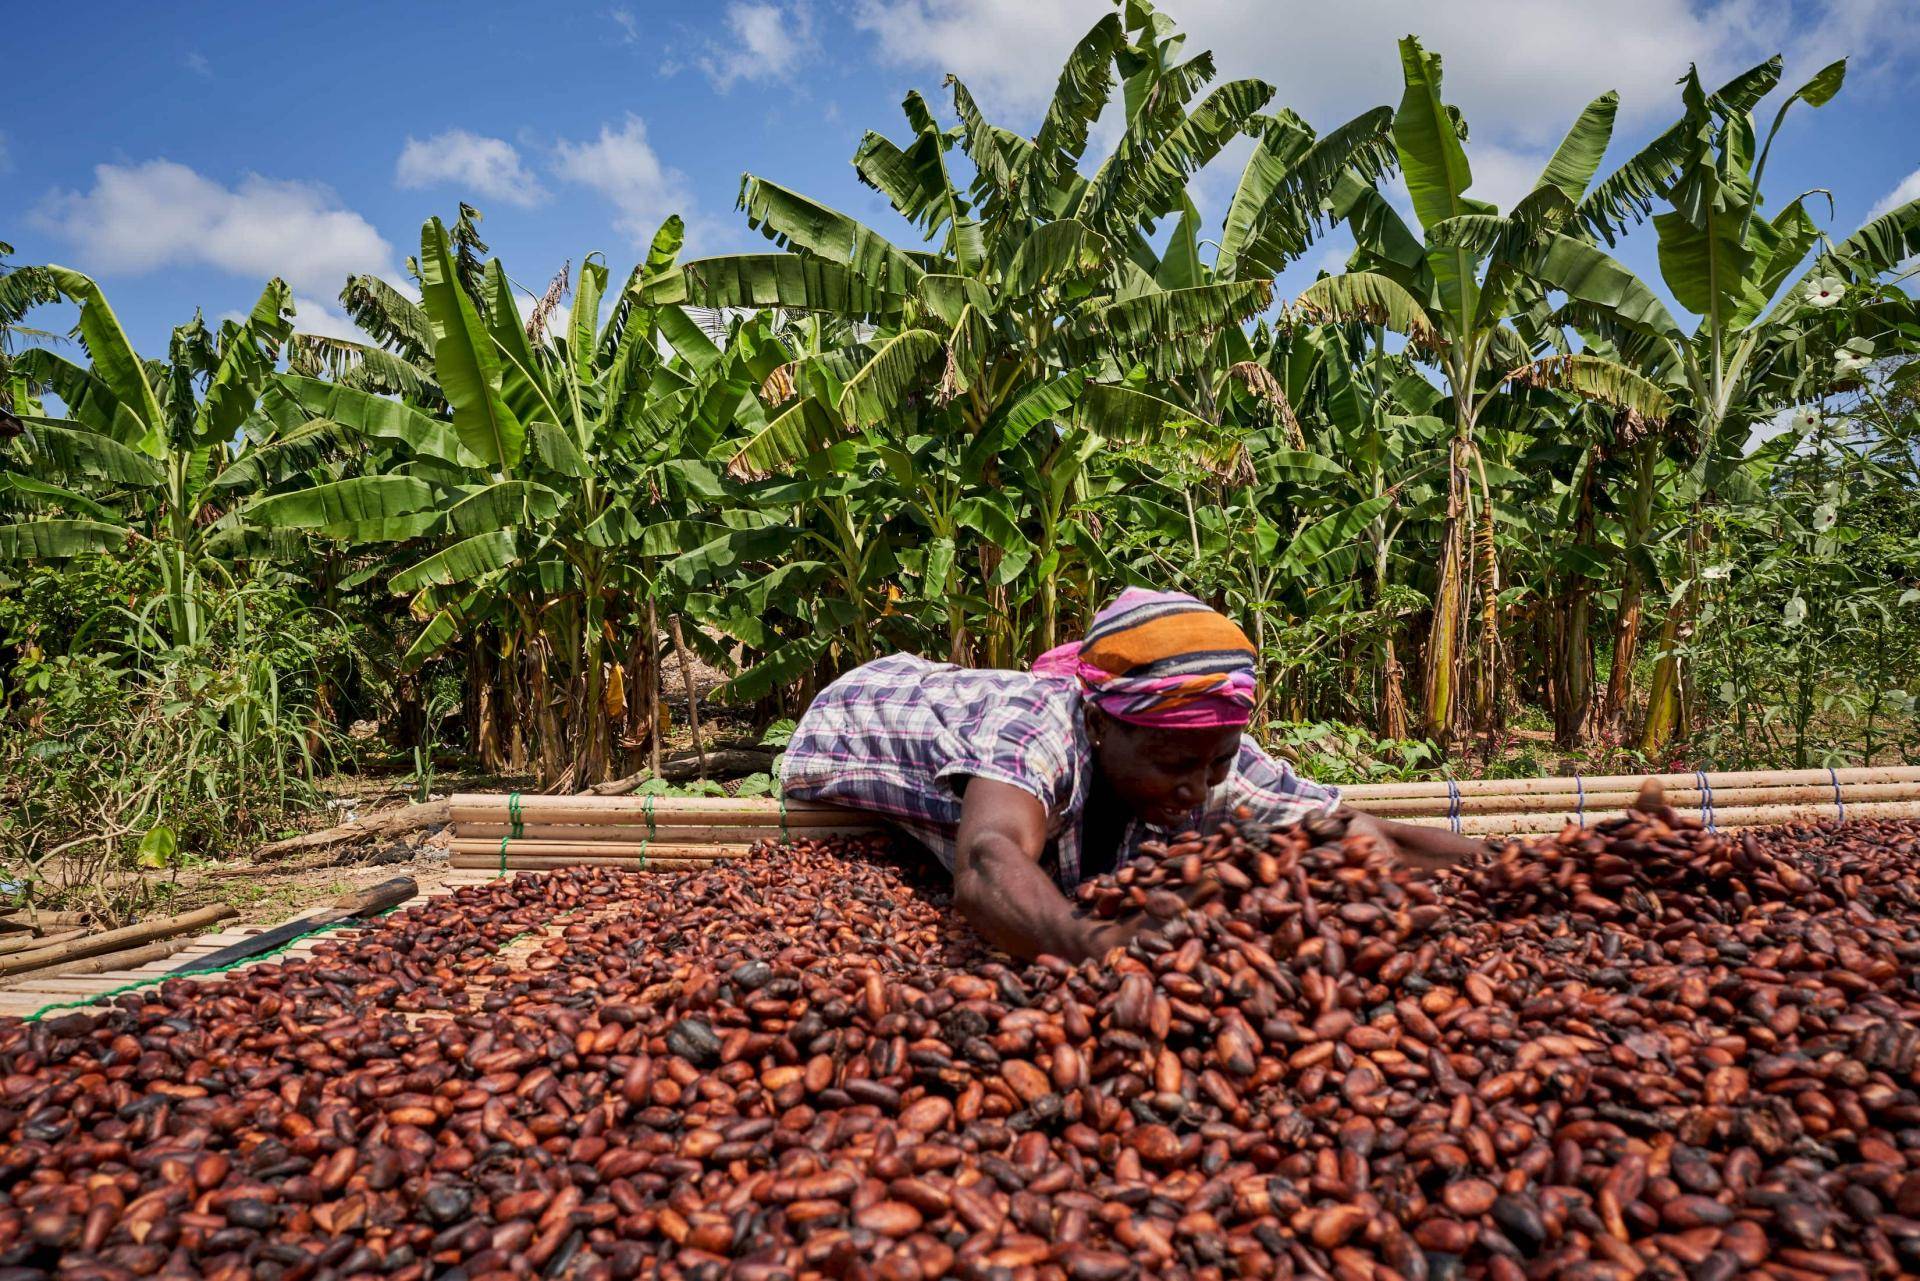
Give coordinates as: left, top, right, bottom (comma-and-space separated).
1032, 588, 1257, 729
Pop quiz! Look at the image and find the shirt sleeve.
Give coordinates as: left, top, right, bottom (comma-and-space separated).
930, 694, 1078, 819
1230, 740, 1340, 823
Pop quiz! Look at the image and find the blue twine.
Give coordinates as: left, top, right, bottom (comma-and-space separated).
1446, 779, 1462, 835
1829, 767, 1845, 823
1575, 774, 1587, 827
1696, 771, 1716, 831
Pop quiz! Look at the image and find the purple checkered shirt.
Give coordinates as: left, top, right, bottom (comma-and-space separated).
780, 654, 1339, 888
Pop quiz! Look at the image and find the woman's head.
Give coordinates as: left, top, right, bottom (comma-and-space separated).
1086, 708, 1242, 828
1033, 588, 1258, 825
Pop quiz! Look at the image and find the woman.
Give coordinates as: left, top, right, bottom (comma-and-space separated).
781, 588, 1481, 960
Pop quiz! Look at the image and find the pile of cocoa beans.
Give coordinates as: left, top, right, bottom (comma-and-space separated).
3, 812, 1919, 1281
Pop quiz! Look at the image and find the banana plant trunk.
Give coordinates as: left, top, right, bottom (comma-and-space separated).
1551, 457, 1598, 747
621, 622, 657, 777
570, 558, 611, 789
1468, 457, 1503, 739
1639, 521, 1705, 758
1419, 436, 1471, 747
1380, 636, 1410, 742
1601, 440, 1656, 733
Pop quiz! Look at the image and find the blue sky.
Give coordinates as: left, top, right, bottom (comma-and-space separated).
6, 0, 1920, 358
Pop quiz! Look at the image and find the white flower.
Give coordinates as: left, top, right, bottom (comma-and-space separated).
1812, 503, 1838, 531
1807, 275, 1846, 308
1835, 349, 1870, 377
1784, 596, 1808, 626
1701, 563, 1732, 580
1790, 407, 1820, 434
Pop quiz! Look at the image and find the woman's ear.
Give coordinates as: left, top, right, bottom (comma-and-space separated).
1084, 705, 1108, 750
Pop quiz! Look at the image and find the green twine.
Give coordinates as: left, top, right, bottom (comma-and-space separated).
644, 793, 655, 841
779, 790, 788, 842
23, 910, 396, 1024
499, 790, 525, 878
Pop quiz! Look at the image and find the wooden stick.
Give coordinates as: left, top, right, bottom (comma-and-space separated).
669, 615, 706, 764
1339, 765, 1920, 802
8, 937, 196, 981
251, 799, 449, 860
0, 905, 237, 978
452, 822, 881, 843
0, 928, 90, 958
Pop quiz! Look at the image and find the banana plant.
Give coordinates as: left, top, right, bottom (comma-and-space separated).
0, 244, 59, 428
252, 215, 754, 786
642, 0, 1385, 670
1296, 37, 1684, 746
1515, 56, 1920, 752
2, 271, 300, 646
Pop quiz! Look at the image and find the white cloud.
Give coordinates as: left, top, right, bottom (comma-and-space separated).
853, 0, 1920, 148
287, 296, 363, 342
552, 115, 697, 246
397, 130, 548, 208
609, 6, 641, 43
35, 159, 397, 296
1464, 143, 1551, 212
700, 1, 817, 90
1869, 167, 1920, 222
184, 51, 212, 79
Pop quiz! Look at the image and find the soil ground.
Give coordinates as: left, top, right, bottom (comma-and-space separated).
145, 642, 750, 928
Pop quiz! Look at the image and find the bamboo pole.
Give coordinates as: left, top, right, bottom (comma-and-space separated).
0, 910, 93, 930
452, 822, 880, 843
1353, 780, 1920, 818
10, 937, 196, 981
446, 794, 866, 827
0, 905, 237, 978
0, 928, 89, 958
1391, 798, 1920, 837
449, 840, 752, 859
449, 853, 728, 872
1339, 765, 1920, 802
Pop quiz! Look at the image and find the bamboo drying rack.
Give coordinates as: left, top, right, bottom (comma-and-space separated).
451, 765, 1920, 872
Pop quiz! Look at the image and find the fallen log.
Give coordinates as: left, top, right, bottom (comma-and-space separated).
585, 746, 776, 796
250, 799, 449, 861
0, 905, 236, 978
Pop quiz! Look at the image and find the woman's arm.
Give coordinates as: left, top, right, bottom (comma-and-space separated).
952, 778, 1137, 962
1343, 808, 1483, 872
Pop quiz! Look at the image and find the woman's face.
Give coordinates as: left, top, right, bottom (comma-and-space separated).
1087, 707, 1241, 829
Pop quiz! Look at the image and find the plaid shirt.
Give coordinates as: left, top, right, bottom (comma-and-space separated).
781, 653, 1339, 888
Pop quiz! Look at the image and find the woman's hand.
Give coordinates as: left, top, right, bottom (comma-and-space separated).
1078, 915, 1147, 962
1343, 808, 1483, 872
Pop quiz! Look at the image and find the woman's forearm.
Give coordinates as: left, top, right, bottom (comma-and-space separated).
953, 834, 1105, 961
1344, 809, 1483, 871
